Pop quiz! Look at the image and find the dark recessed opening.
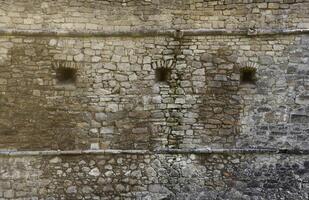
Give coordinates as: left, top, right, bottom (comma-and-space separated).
240, 68, 256, 84
155, 68, 171, 82
56, 67, 77, 84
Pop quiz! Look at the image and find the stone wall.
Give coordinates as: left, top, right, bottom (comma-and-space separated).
0, 0, 309, 199
0, 152, 308, 199
0, 0, 308, 31
1, 34, 309, 150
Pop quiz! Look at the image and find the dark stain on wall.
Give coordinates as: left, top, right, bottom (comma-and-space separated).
198, 47, 242, 148
0, 40, 89, 150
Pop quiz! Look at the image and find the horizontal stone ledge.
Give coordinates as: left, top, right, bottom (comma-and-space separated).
0, 28, 308, 38
0, 149, 151, 156
156, 148, 309, 155
0, 29, 174, 37
0, 148, 308, 156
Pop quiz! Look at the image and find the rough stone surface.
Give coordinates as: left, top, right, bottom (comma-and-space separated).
1, 34, 309, 150
0, 0, 307, 31
0, 154, 307, 199
0, 0, 308, 199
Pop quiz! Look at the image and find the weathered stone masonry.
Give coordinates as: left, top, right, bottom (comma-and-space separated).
0, 0, 309, 199
0, 150, 309, 200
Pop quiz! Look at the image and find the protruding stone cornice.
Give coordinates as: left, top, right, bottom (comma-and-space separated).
0, 28, 308, 37
0, 148, 308, 156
